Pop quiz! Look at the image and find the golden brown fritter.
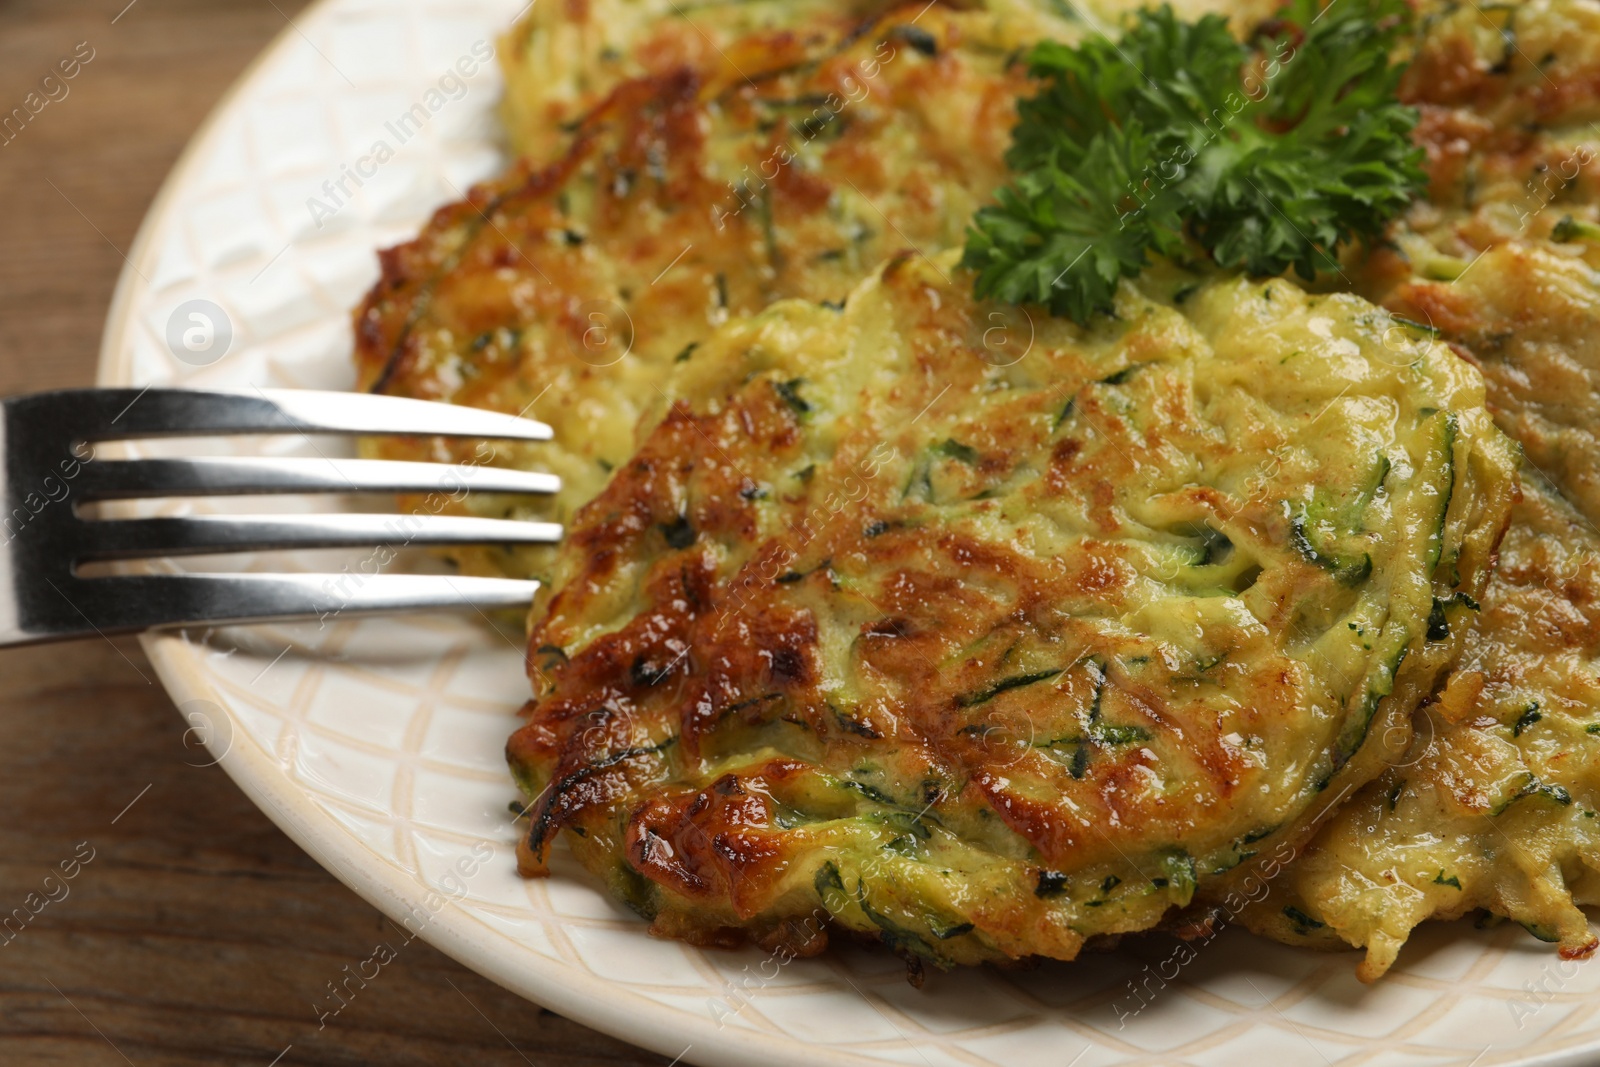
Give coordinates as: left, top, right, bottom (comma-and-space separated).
1239, 0, 1600, 978
1241, 475, 1600, 979
355, 2, 1036, 581
1357, 0, 1600, 526
505, 252, 1516, 967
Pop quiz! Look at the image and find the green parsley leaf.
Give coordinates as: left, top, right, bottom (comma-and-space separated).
962, 0, 1425, 323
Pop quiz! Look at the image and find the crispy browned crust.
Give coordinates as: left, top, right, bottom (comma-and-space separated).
503, 251, 1515, 967
349, 4, 1030, 584
353, 5, 1024, 401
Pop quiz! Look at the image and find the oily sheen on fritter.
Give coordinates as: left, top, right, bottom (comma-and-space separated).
506, 252, 1516, 968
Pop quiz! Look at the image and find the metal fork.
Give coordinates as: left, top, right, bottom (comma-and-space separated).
0, 388, 563, 646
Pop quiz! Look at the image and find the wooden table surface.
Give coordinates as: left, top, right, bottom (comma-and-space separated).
0, 3, 667, 1064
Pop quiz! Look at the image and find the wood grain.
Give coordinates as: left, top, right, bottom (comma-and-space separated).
0, 3, 667, 1064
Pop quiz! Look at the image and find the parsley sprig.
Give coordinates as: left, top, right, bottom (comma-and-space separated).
961, 0, 1425, 324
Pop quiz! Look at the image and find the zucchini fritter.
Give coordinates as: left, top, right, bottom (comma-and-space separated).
506, 253, 1517, 966
1359, 0, 1600, 526
1240, 0, 1600, 977
355, 3, 1034, 581
1242, 475, 1600, 979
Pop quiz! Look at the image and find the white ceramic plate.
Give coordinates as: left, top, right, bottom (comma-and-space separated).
96, 2, 1600, 1064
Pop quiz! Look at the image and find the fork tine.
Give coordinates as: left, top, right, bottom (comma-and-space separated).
81, 457, 561, 500
78, 514, 563, 561
46, 573, 540, 637
14, 388, 552, 442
